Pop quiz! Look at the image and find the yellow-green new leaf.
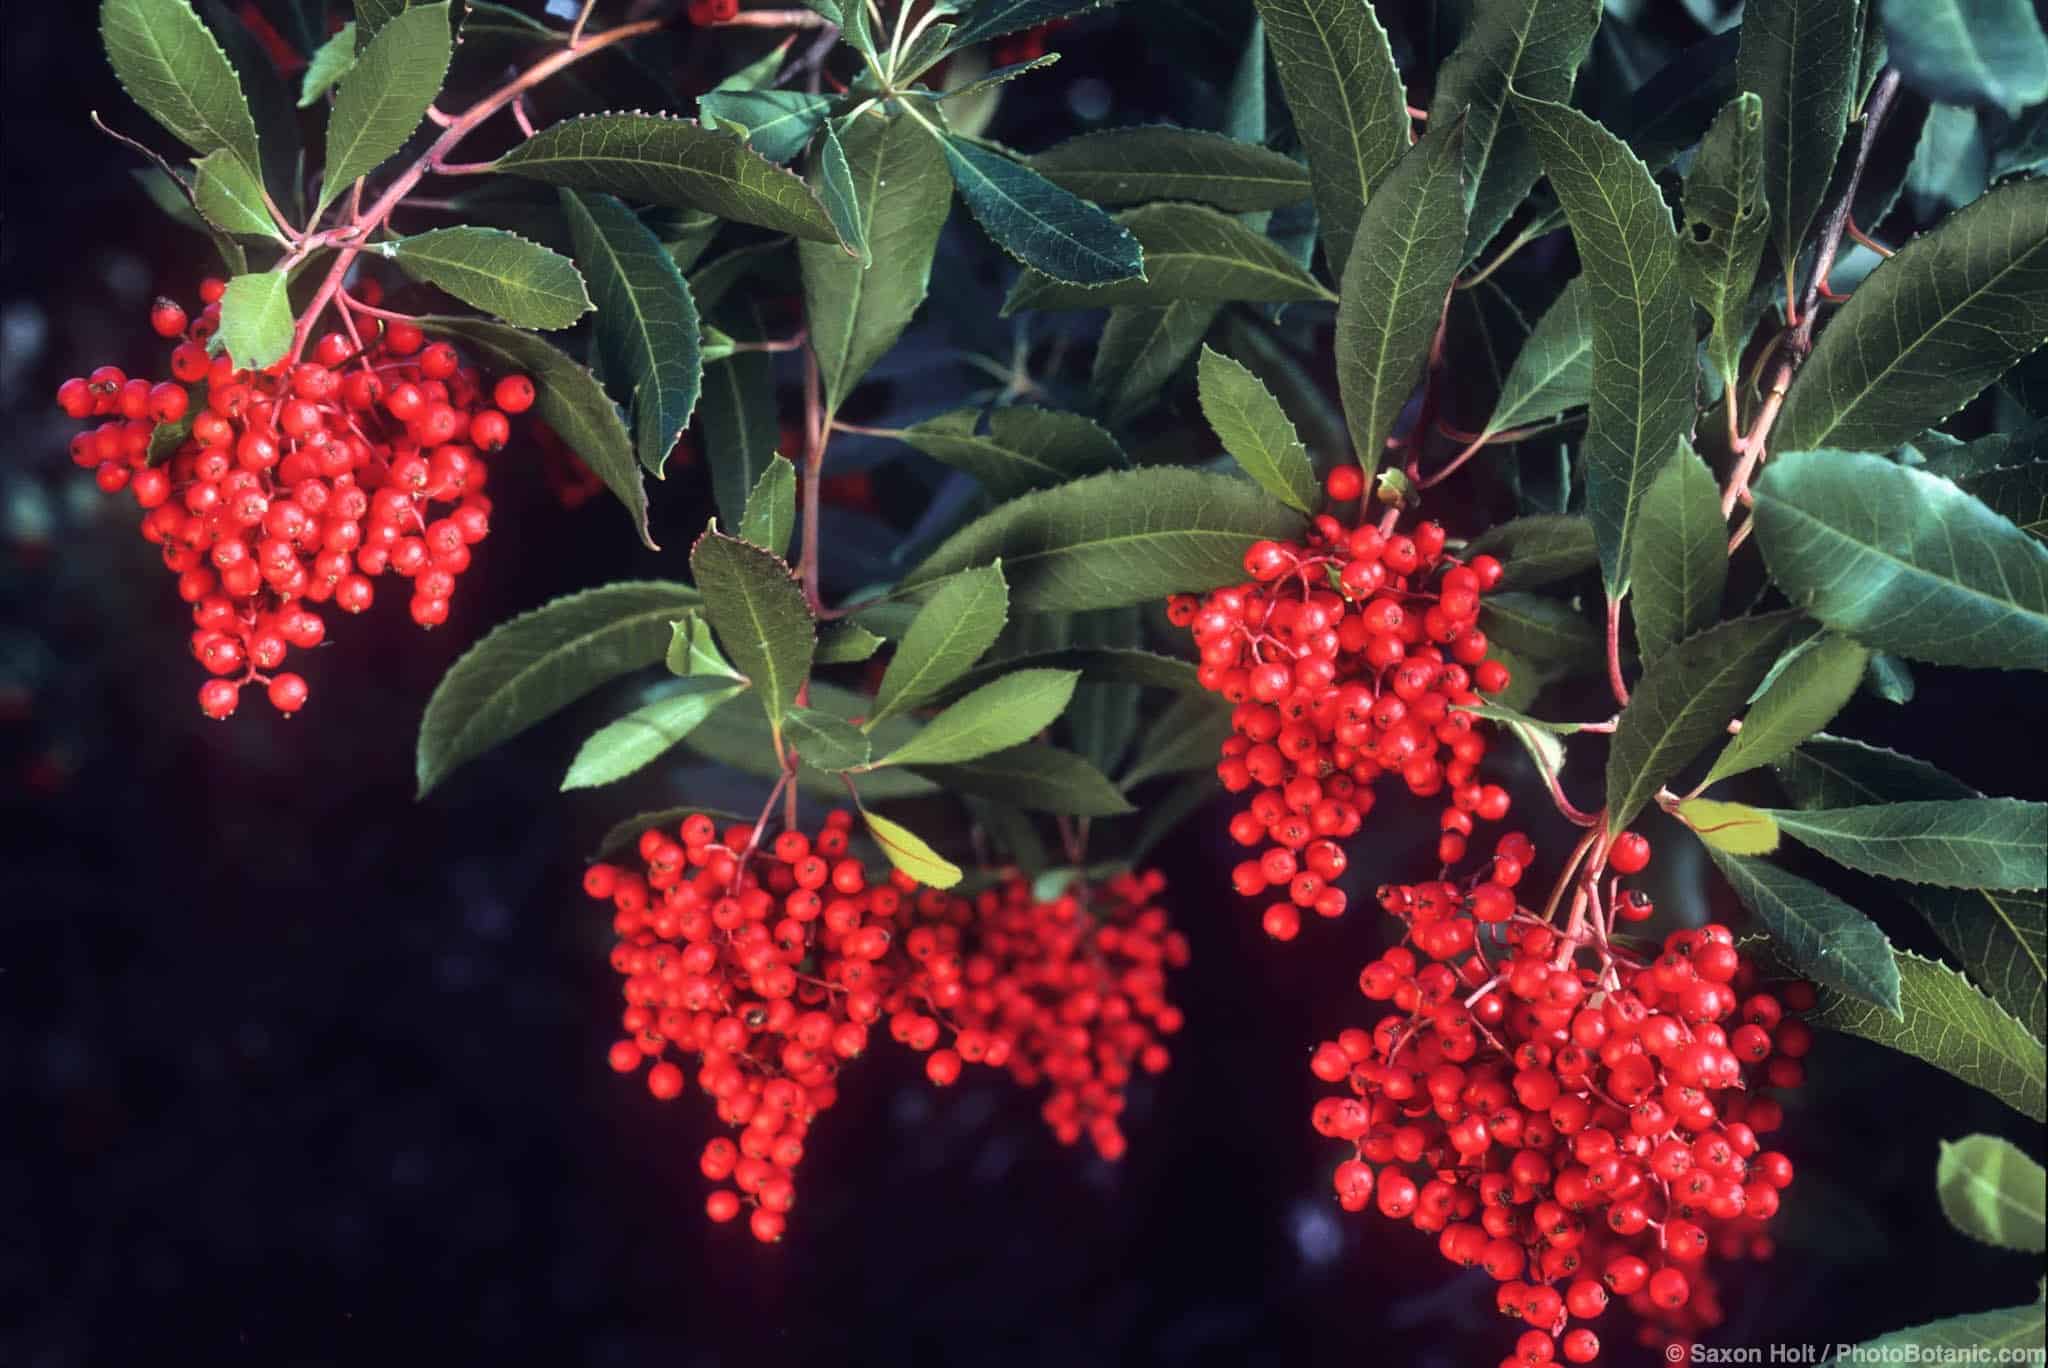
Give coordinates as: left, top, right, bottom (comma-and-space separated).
861, 807, 963, 888
1681, 798, 1781, 855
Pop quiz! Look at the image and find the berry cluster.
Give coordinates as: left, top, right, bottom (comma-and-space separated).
55, 281, 532, 718
1311, 831, 1808, 1366
587, 812, 1185, 1240
1165, 465, 1512, 941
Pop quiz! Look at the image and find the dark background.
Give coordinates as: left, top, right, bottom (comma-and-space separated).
5, 3, 2044, 1366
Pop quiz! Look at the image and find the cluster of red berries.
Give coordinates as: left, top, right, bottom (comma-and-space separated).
1311, 830, 1809, 1366
55, 281, 532, 718
1166, 465, 1512, 941
587, 811, 1185, 1241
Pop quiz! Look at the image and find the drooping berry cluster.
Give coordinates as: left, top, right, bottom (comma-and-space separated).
587, 812, 1185, 1241
925, 867, 1188, 1161
55, 280, 532, 718
1165, 465, 1513, 941
1311, 831, 1808, 1366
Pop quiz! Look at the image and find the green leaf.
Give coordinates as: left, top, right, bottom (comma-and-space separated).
1252, 0, 1407, 274
1628, 443, 1727, 664
1515, 95, 1693, 599
1775, 734, 1983, 809
688, 683, 934, 800
387, 225, 591, 330
1026, 126, 1312, 212
217, 270, 292, 370
299, 22, 357, 105
560, 678, 746, 790
689, 529, 816, 739
872, 562, 1009, 725
1680, 93, 1771, 390
191, 148, 280, 241
1480, 276, 1592, 437
785, 706, 871, 772
940, 648, 1202, 701
698, 330, 778, 533
319, 2, 452, 214
938, 133, 1144, 286
1910, 887, 2046, 1040
1092, 301, 1220, 422
354, 0, 411, 43
1477, 591, 1602, 667
416, 581, 699, 796
1959, 462, 2048, 542
1681, 798, 1782, 855
1708, 846, 1903, 1014
1773, 181, 2048, 454
1335, 119, 1468, 479
901, 467, 1306, 611
861, 807, 962, 888
1810, 947, 2046, 1121
667, 611, 741, 679
900, 405, 1124, 500
1120, 693, 1233, 789
1838, 1299, 2048, 1363
801, 113, 953, 414
817, 621, 885, 664
1197, 346, 1320, 513
814, 124, 869, 268
1606, 611, 1811, 831
912, 744, 1135, 816
697, 89, 834, 164
933, 53, 1062, 102
737, 456, 797, 558
1704, 634, 1868, 786
418, 316, 653, 547
1937, 1134, 2047, 1253
1738, 0, 1859, 287
945, 0, 1115, 48
875, 668, 1078, 767
101, 0, 264, 179
1752, 450, 2048, 670
560, 190, 703, 476
1004, 201, 1331, 312
1427, 0, 1601, 263
1880, 0, 2048, 114
1765, 800, 2048, 890
493, 114, 844, 245
1460, 698, 1572, 788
